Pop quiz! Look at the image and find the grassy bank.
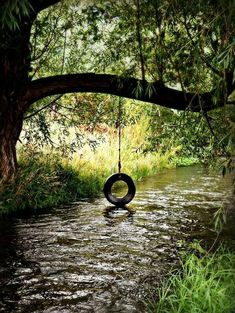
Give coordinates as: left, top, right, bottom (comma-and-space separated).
147, 244, 235, 313
0, 119, 198, 216
0, 146, 184, 216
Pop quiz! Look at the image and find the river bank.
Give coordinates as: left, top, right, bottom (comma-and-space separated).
147, 244, 235, 313
0, 115, 201, 217
0, 147, 198, 217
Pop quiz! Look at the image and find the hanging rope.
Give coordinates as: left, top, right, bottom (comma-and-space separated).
117, 97, 122, 174
103, 97, 136, 206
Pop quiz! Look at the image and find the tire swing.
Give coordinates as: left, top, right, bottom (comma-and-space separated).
103, 98, 136, 206
103, 173, 136, 206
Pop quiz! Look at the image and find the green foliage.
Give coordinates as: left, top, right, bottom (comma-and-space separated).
22, 94, 125, 152
21, 0, 235, 166
30, 0, 235, 90
1, 116, 195, 216
0, 152, 73, 215
145, 105, 234, 164
148, 245, 235, 313
213, 205, 229, 235
0, 149, 106, 216
0, 0, 32, 30
23, 93, 230, 166
171, 156, 199, 167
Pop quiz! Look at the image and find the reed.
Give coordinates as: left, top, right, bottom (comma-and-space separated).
68, 116, 182, 180
0, 118, 197, 215
148, 245, 235, 313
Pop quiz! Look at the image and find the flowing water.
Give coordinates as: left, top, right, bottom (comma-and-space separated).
0, 166, 234, 313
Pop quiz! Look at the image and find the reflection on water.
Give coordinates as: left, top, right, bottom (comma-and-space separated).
0, 166, 234, 312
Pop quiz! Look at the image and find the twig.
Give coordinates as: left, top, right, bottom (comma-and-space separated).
24, 95, 62, 120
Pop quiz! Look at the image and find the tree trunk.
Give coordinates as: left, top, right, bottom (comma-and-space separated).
0, 108, 23, 182
0, 16, 33, 182
0, 136, 18, 182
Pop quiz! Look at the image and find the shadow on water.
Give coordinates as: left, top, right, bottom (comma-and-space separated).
0, 222, 27, 312
103, 206, 135, 227
0, 166, 234, 312
0, 220, 42, 313
0, 220, 18, 313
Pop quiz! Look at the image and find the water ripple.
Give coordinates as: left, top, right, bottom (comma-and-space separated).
0, 166, 234, 313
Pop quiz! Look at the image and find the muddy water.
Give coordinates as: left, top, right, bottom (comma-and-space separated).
0, 166, 234, 313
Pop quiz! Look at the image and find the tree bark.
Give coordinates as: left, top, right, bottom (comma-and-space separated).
30, 0, 61, 12
24, 73, 224, 113
0, 108, 23, 182
0, 16, 33, 181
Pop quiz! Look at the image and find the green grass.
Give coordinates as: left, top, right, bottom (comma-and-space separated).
0, 118, 198, 216
0, 150, 108, 215
63, 116, 188, 180
147, 245, 235, 313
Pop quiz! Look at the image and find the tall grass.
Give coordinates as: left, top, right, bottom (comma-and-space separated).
148, 245, 235, 313
0, 117, 197, 215
69, 117, 180, 181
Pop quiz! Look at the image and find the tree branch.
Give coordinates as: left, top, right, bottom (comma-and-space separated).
24, 95, 62, 119
23, 73, 225, 112
30, 0, 61, 14
135, 0, 145, 81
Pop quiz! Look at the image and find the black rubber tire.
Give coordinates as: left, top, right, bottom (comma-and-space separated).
103, 173, 136, 206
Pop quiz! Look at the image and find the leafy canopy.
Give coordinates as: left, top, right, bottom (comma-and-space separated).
4, 0, 233, 163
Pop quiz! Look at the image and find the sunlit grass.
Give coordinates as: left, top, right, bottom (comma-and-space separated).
0, 118, 197, 215
67, 116, 179, 180
147, 245, 235, 313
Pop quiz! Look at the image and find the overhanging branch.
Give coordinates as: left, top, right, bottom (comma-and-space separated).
24, 73, 223, 112
30, 0, 61, 13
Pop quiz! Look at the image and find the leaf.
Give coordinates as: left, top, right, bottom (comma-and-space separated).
0, 0, 32, 30
222, 166, 226, 177
145, 83, 157, 98
132, 81, 143, 98
189, 241, 207, 255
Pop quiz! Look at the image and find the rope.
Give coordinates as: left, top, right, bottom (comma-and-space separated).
117, 97, 122, 174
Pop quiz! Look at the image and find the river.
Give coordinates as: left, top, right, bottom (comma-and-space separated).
0, 166, 234, 313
